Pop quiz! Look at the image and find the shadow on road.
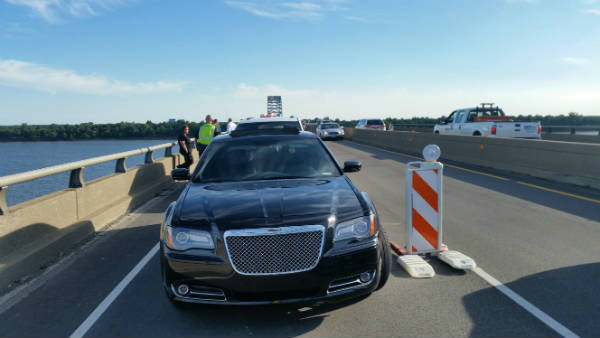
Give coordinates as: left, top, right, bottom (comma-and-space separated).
464, 263, 600, 338
163, 295, 368, 338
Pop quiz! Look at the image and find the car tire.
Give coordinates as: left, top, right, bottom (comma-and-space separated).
473, 131, 481, 136
376, 230, 391, 291
434, 131, 439, 134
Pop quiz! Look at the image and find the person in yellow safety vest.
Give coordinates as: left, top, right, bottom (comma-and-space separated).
197, 114, 216, 158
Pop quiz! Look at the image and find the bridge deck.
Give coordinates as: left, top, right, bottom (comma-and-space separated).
1, 140, 599, 337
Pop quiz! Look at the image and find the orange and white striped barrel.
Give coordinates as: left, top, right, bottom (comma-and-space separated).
405, 161, 443, 255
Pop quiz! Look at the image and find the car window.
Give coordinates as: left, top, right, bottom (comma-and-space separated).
455, 111, 465, 123
320, 123, 339, 129
193, 137, 342, 183
367, 119, 383, 125
466, 110, 477, 122
447, 111, 456, 123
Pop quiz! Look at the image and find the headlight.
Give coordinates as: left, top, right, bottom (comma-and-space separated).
165, 226, 215, 250
334, 215, 375, 242
339, 129, 344, 134
322, 131, 328, 135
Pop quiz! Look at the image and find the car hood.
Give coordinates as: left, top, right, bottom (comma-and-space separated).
323, 128, 342, 132
174, 177, 365, 229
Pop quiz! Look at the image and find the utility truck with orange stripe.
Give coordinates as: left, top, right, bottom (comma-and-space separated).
434, 103, 541, 139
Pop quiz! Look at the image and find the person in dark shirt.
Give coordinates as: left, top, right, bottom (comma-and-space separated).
177, 125, 194, 169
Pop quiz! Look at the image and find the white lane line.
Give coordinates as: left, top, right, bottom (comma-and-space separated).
473, 267, 580, 338
69, 243, 160, 338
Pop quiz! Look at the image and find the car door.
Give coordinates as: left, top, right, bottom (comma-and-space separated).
442, 112, 456, 134
462, 110, 476, 135
452, 110, 466, 135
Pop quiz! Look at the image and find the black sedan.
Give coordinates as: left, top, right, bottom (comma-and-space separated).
161, 129, 391, 305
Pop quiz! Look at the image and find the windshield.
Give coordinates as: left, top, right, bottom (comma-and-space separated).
367, 119, 383, 125
193, 137, 341, 183
467, 109, 506, 122
320, 123, 340, 129
235, 121, 300, 131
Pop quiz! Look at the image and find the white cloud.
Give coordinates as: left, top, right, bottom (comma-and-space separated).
560, 57, 593, 65
224, 0, 346, 20
0, 59, 188, 95
282, 2, 321, 11
583, 8, 600, 15
5, 0, 131, 22
227, 82, 600, 120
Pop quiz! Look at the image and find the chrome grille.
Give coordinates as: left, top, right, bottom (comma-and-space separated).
224, 225, 325, 275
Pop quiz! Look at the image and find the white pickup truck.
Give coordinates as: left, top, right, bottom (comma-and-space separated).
433, 104, 541, 139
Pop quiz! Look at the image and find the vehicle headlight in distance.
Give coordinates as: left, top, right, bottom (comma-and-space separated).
334, 215, 375, 242
165, 226, 215, 250
322, 131, 328, 135
339, 129, 344, 134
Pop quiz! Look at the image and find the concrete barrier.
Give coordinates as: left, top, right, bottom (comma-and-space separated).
345, 128, 600, 190
0, 151, 197, 290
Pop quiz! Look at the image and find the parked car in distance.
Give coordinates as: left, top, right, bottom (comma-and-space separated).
235, 117, 303, 132
164, 128, 391, 305
433, 103, 541, 139
317, 122, 344, 140
356, 119, 386, 131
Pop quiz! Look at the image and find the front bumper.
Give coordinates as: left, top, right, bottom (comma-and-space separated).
161, 236, 382, 305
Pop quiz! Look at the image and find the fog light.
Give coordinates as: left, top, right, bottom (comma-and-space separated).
359, 272, 371, 283
177, 284, 190, 295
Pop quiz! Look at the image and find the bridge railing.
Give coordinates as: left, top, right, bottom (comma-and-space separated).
0, 142, 176, 215
389, 123, 599, 136
542, 125, 600, 135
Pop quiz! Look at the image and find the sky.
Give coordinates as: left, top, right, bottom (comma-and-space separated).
0, 0, 599, 124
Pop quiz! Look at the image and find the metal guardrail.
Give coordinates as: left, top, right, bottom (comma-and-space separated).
0, 142, 177, 215
542, 125, 600, 135
390, 123, 600, 135
391, 124, 435, 131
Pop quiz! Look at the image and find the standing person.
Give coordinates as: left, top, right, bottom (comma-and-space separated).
214, 119, 222, 134
197, 114, 216, 157
226, 117, 237, 133
177, 125, 194, 169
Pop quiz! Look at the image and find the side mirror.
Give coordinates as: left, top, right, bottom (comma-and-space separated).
343, 160, 362, 172
438, 116, 447, 124
171, 168, 190, 181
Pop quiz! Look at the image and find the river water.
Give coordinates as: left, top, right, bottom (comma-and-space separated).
0, 139, 179, 206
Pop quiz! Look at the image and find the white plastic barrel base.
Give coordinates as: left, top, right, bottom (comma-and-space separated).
397, 255, 435, 278
438, 250, 476, 270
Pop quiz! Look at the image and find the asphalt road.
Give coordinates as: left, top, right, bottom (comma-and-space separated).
1, 140, 599, 337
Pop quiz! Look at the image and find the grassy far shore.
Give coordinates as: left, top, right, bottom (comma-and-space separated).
1, 113, 599, 141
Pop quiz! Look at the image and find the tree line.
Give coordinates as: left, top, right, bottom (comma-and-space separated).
322, 112, 600, 128
0, 120, 206, 141
0, 113, 598, 141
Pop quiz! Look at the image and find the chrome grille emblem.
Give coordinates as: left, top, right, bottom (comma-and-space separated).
224, 225, 325, 275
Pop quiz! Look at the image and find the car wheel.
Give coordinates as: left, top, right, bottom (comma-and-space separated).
434, 131, 439, 134
473, 131, 481, 136
376, 230, 391, 291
